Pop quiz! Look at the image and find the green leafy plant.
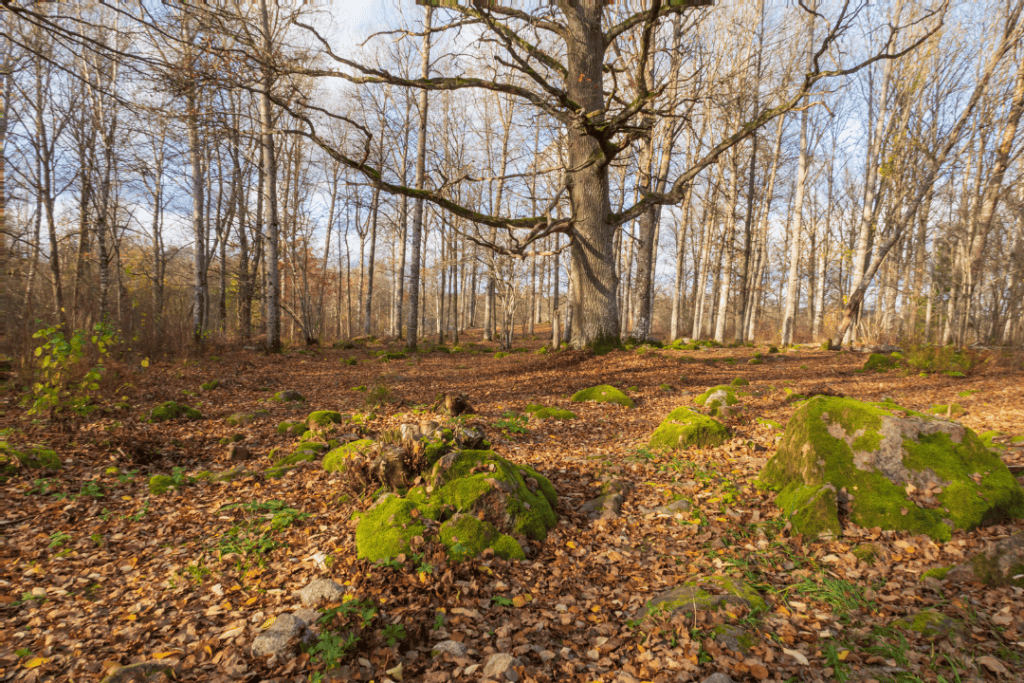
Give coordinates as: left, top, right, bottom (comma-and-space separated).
48, 531, 71, 549
491, 595, 514, 606
183, 562, 211, 585
24, 322, 118, 416
381, 623, 407, 647
494, 411, 529, 435
121, 501, 151, 522
27, 478, 59, 497
75, 481, 105, 498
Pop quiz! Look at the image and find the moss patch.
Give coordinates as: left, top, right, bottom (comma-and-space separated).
893, 610, 963, 639
276, 421, 307, 437
148, 475, 174, 495
730, 377, 750, 386
439, 514, 525, 561
758, 396, 1024, 541
523, 404, 577, 420
267, 449, 319, 478
571, 385, 634, 408
649, 407, 730, 451
355, 496, 427, 561
928, 403, 964, 417
308, 410, 343, 428
16, 448, 63, 471
644, 576, 767, 618
921, 566, 951, 581
863, 353, 900, 372
322, 439, 374, 473
272, 391, 306, 403
200, 379, 221, 391
149, 401, 201, 422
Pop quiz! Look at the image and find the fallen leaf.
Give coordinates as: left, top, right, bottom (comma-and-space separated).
977, 656, 1008, 675
783, 648, 809, 665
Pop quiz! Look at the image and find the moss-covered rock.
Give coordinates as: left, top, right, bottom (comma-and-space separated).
307, 410, 343, 428
571, 385, 634, 408
16, 448, 63, 471
756, 417, 784, 431
946, 531, 1024, 587
267, 448, 320, 479
649, 407, 731, 451
928, 403, 964, 417
200, 379, 221, 391
225, 411, 267, 427
149, 401, 201, 422
322, 439, 374, 472
863, 353, 900, 372
355, 495, 427, 561
272, 390, 306, 403
921, 566, 951, 581
439, 513, 525, 561
276, 421, 307, 437
148, 475, 174, 495
341, 358, 357, 366
893, 610, 964, 640
731, 377, 750, 386
758, 396, 1024, 541
694, 385, 743, 417
523, 404, 577, 420
642, 576, 767, 619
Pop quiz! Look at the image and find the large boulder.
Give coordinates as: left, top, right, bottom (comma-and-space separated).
758, 397, 1024, 541
649, 407, 731, 450
355, 449, 557, 561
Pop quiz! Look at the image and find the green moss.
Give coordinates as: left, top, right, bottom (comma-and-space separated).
852, 544, 880, 565
148, 475, 174, 495
649, 407, 731, 451
378, 352, 407, 361
921, 566, 951, 581
756, 417, 784, 431
863, 353, 900, 372
149, 401, 202, 422
695, 385, 740, 407
308, 410, 343, 428
747, 358, 763, 365
527, 407, 577, 420
960, 548, 1024, 588
193, 470, 213, 481
17, 448, 63, 471
200, 379, 221, 391
276, 421, 308, 437
775, 483, 842, 540
494, 351, 509, 359
439, 514, 525, 561
730, 377, 750, 386
355, 496, 427, 561
272, 391, 306, 403
928, 403, 964, 417
893, 610, 962, 639
352, 385, 367, 392
590, 335, 624, 356
342, 358, 357, 366
427, 450, 557, 541
294, 441, 326, 454
659, 384, 674, 392
225, 412, 259, 427
758, 396, 1024, 541
322, 439, 374, 472
571, 384, 634, 408
645, 576, 767, 617
768, 346, 779, 354
267, 449, 319, 478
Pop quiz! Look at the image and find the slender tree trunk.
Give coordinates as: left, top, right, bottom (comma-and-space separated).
258, 0, 281, 352
406, 6, 433, 349
364, 186, 380, 335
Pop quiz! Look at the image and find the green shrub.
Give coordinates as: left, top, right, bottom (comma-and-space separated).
342, 358, 357, 366
901, 344, 984, 376
24, 322, 117, 416
149, 401, 202, 422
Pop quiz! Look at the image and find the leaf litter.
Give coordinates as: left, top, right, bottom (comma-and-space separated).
1, 334, 1023, 683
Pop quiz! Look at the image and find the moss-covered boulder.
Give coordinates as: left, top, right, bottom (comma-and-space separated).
929, 403, 964, 417
267, 448, 321, 479
694, 385, 742, 417
322, 439, 374, 472
200, 379, 221, 391
355, 449, 557, 562
758, 396, 1024, 541
149, 401, 201, 422
308, 410, 343, 428
649, 407, 730, 451
148, 474, 175, 495
731, 377, 750, 386
946, 531, 1024, 587
571, 385, 634, 408
523, 404, 577, 420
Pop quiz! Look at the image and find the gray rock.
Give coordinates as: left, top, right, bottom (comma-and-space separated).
297, 578, 345, 607
432, 640, 468, 657
483, 653, 523, 682
293, 608, 320, 627
713, 625, 750, 653
251, 613, 305, 658
652, 499, 692, 516
947, 531, 1024, 587
275, 390, 306, 403
580, 480, 631, 520
700, 674, 737, 683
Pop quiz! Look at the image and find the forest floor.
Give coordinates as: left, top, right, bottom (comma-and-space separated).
2, 330, 1024, 683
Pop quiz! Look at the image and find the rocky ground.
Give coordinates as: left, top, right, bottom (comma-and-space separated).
2, 330, 1023, 683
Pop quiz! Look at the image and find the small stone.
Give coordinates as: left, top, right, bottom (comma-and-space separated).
292, 608, 320, 628
432, 640, 468, 657
251, 613, 305, 658
483, 653, 522, 682
227, 444, 251, 461
297, 578, 345, 607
